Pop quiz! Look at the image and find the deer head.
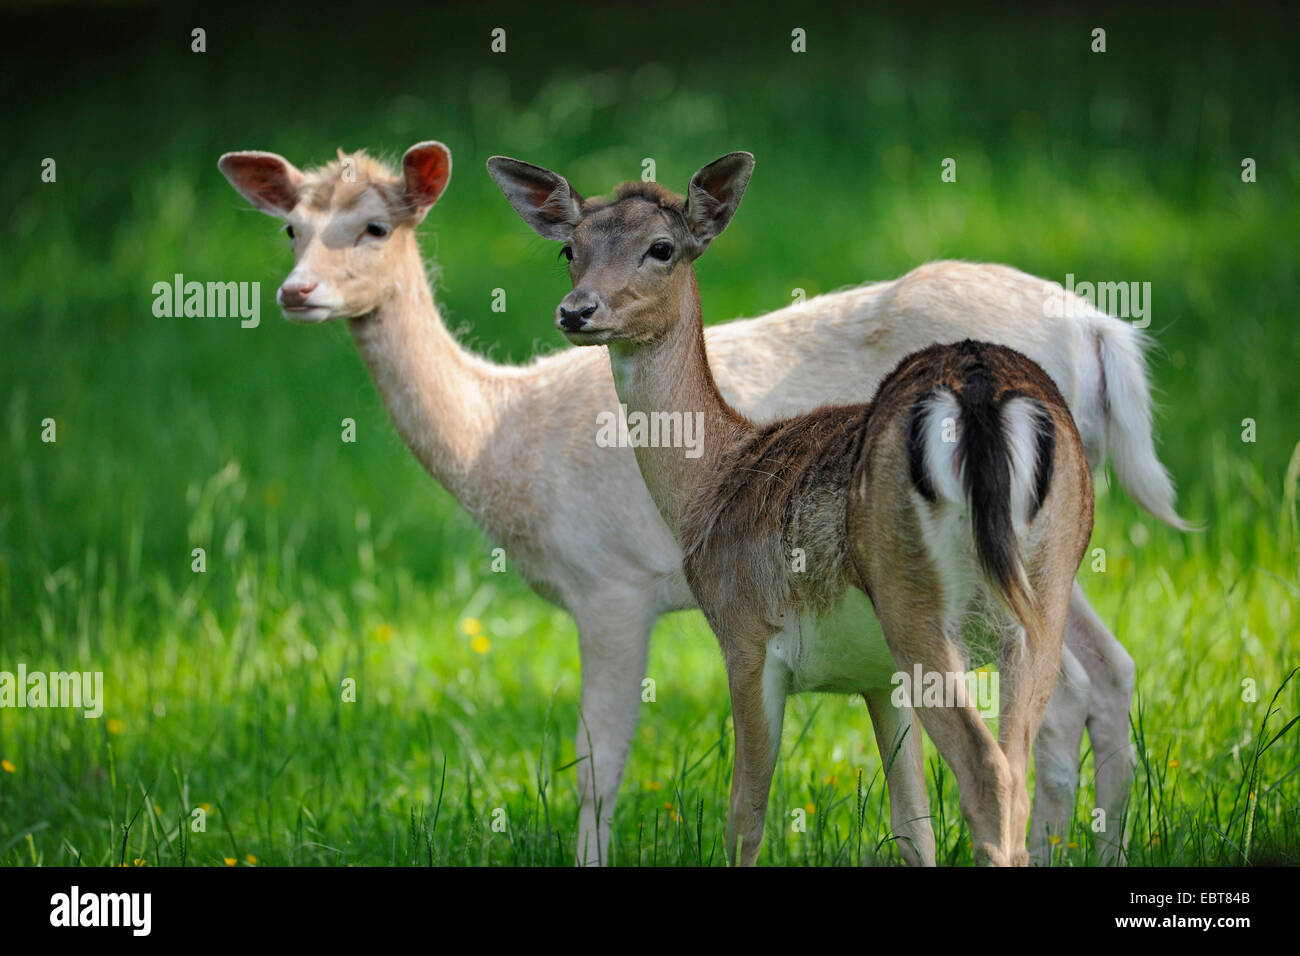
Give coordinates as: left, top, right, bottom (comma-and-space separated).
488, 152, 754, 347
219, 141, 451, 322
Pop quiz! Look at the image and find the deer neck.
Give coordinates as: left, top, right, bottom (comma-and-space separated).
347, 235, 498, 510
606, 271, 748, 539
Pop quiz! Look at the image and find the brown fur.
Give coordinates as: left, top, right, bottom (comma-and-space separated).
586, 180, 686, 214
683, 403, 868, 630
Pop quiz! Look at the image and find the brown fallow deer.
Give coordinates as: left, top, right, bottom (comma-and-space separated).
219, 141, 1180, 867
492, 151, 1096, 866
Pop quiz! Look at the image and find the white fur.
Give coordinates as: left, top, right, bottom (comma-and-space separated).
792, 589, 896, 695
915, 491, 981, 637
919, 390, 967, 506
761, 633, 793, 760
1000, 395, 1050, 532
1094, 320, 1192, 530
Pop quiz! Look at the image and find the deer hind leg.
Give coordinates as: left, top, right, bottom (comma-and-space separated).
724, 621, 790, 867
863, 689, 936, 866
1029, 583, 1134, 865
1067, 581, 1136, 865
996, 570, 1071, 867
875, 601, 1014, 866
1029, 643, 1090, 865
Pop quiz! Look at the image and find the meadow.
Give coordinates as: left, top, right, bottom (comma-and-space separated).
1, 1, 1297, 866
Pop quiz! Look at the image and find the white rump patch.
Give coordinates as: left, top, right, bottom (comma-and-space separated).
919, 390, 966, 506
1000, 396, 1049, 532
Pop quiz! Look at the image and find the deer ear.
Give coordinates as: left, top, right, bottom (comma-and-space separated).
486, 156, 583, 241
684, 151, 754, 246
218, 150, 303, 217
402, 141, 452, 222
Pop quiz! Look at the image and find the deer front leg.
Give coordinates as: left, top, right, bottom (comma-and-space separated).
724, 626, 790, 867
572, 592, 656, 867
864, 689, 936, 866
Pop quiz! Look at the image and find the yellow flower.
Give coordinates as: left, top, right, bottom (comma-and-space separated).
460, 617, 482, 637
224, 857, 237, 867
470, 635, 491, 655
106, 718, 125, 735
645, 780, 663, 791
371, 623, 395, 644
804, 802, 816, 814
245, 854, 258, 865
1168, 759, 1180, 768
1067, 842, 1079, 849
199, 802, 212, 813
1, 759, 15, 773
823, 773, 839, 786
1049, 835, 1061, 846
133, 858, 147, 867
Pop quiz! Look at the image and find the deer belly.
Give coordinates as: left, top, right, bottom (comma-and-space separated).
789, 589, 896, 695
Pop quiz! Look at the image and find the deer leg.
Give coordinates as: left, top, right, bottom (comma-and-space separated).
1068, 581, 1136, 864
724, 625, 789, 867
571, 591, 656, 867
863, 689, 936, 866
1029, 643, 1090, 865
878, 609, 1014, 866
997, 580, 1070, 868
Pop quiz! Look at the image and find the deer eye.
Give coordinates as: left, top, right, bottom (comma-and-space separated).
560, 246, 574, 262
365, 222, 390, 239
284, 224, 295, 240
648, 241, 673, 261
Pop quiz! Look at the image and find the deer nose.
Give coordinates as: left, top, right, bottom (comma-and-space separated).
558, 304, 596, 331
279, 281, 318, 308
557, 291, 601, 331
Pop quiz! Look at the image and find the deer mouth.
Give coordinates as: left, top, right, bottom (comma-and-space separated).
281, 304, 335, 324
561, 326, 615, 346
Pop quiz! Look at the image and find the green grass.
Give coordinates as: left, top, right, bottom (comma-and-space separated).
1, 1, 1297, 866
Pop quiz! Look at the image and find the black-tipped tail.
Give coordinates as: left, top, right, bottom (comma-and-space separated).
907, 358, 1055, 634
